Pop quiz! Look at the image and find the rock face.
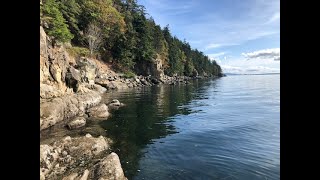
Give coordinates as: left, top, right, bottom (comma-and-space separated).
89, 153, 127, 180
40, 134, 125, 180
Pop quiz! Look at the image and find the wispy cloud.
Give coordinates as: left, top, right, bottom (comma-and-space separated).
205, 43, 222, 50
207, 52, 227, 60
204, 43, 238, 50
267, 12, 280, 24
222, 65, 280, 74
242, 48, 280, 61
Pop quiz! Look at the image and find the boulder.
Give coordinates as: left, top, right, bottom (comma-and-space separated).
40, 135, 115, 179
67, 117, 86, 129
108, 99, 125, 110
87, 104, 110, 118
140, 78, 148, 85
65, 67, 81, 92
84, 83, 107, 94
40, 90, 101, 131
151, 78, 160, 84
77, 58, 97, 84
89, 153, 127, 180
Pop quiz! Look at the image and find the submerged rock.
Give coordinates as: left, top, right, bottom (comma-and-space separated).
108, 99, 125, 110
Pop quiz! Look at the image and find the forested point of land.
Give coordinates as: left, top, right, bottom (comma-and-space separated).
40, 0, 223, 77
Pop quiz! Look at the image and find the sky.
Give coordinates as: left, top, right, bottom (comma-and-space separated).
138, 0, 280, 74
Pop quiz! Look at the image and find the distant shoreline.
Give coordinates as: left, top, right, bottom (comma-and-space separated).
224, 73, 280, 76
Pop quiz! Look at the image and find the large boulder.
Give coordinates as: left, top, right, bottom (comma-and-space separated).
40, 90, 101, 131
40, 135, 114, 180
89, 153, 127, 180
77, 58, 97, 84
65, 66, 81, 92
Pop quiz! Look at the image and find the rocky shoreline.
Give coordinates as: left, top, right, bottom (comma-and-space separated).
40, 25, 222, 179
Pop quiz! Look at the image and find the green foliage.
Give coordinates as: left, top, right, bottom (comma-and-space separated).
42, 0, 73, 43
123, 71, 136, 79
57, 0, 81, 44
66, 46, 90, 58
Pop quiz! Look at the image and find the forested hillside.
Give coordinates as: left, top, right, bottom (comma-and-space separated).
40, 0, 223, 77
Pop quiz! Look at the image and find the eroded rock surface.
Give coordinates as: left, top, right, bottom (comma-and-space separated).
40, 134, 127, 180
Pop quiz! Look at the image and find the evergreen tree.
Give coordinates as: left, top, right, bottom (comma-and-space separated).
42, 0, 73, 43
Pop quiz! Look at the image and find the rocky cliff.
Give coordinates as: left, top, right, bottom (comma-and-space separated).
40, 26, 128, 180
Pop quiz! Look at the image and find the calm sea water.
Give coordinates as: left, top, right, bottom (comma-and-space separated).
101, 74, 280, 180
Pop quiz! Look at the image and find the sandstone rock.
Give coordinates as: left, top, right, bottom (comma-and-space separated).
84, 83, 107, 94
40, 26, 47, 57
67, 117, 86, 129
79, 169, 89, 180
40, 90, 101, 131
95, 78, 117, 90
90, 153, 127, 180
62, 173, 78, 180
87, 104, 109, 118
77, 58, 97, 84
41, 135, 114, 180
40, 144, 60, 178
40, 83, 65, 99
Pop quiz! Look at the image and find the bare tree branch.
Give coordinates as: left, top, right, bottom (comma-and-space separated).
84, 23, 103, 55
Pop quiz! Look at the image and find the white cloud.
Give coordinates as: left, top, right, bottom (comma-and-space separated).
222, 65, 280, 74
242, 48, 280, 61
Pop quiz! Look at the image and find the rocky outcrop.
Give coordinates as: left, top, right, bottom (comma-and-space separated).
77, 57, 97, 84
83, 83, 107, 94
40, 89, 101, 130
40, 134, 126, 180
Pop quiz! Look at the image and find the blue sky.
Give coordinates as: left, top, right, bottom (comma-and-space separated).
138, 0, 280, 74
